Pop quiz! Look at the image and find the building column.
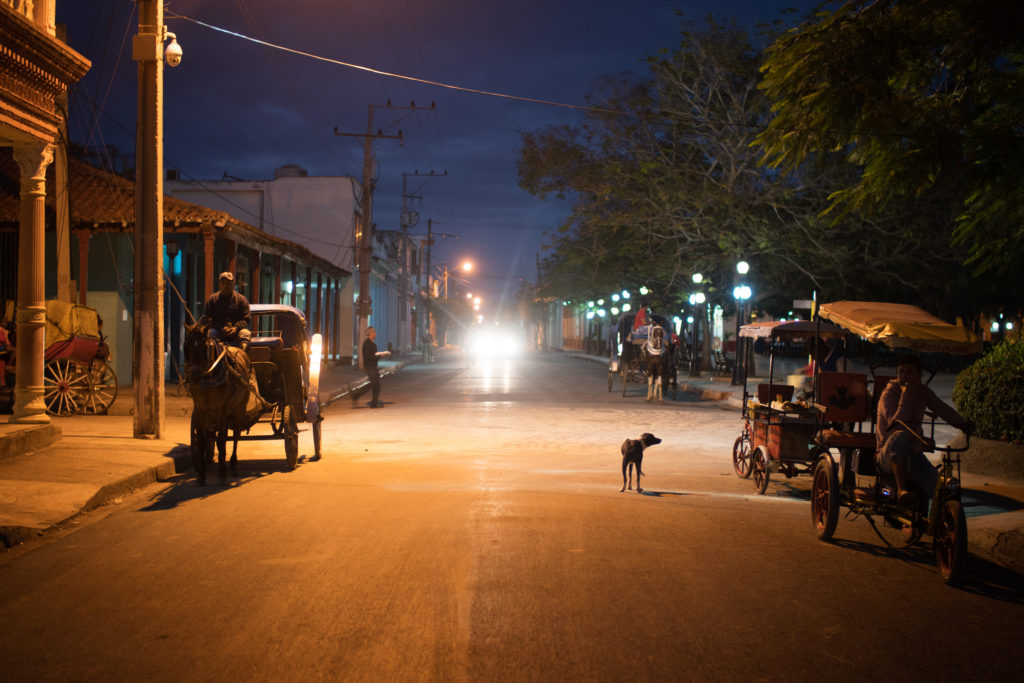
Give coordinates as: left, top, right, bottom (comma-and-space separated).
273, 255, 282, 306
290, 261, 298, 307
11, 142, 55, 424
202, 230, 215, 300
75, 228, 91, 305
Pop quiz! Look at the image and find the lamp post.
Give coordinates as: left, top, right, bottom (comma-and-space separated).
731, 261, 751, 386
688, 273, 705, 377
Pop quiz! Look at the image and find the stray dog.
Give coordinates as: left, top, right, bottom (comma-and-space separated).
620, 432, 662, 493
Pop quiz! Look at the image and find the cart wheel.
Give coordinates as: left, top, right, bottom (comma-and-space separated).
732, 434, 753, 479
81, 359, 118, 415
811, 456, 840, 540
935, 498, 968, 586
752, 446, 770, 495
43, 359, 90, 416
283, 405, 299, 470
191, 413, 208, 486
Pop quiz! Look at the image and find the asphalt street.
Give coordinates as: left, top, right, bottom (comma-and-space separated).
1, 352, 1022, 681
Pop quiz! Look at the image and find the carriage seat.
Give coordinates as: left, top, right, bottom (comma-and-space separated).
250, 335, 284, 349
248, 336, 283, 363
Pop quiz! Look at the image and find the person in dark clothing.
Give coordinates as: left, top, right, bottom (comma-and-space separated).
362, 326, 390, 407
199, 272, 252, 352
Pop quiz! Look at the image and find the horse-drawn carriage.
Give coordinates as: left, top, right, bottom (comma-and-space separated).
187, 304, 323, 484
607, 312, 678, 401
41, 300, 118, 416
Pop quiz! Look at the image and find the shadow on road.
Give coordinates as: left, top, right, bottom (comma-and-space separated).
828, 537, 1024, 604
138, 456, 314, 511
639, 490, 689, 497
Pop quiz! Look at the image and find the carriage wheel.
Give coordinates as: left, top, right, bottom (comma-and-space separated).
283, 405, 299, 470
752, 447, 770, 495
191, 413, 209, 486
811, 456, 840, 540
81, 360, 118, 415
935, 499, 968, 586
43, 359, 90, 416
732, 434, 753, 479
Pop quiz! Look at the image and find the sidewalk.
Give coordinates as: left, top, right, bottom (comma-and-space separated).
0, 356, 411, 548
570, 351, 1024, 574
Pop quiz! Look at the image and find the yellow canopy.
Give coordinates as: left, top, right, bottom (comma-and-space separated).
817, 301, 982, 355
45, 300, 100, 346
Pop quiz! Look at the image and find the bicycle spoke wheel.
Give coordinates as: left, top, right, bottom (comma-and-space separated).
43, 359, 90, 416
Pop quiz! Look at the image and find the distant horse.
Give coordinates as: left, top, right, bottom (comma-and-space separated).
184, 323, 266, 484
642, 325, 668, 403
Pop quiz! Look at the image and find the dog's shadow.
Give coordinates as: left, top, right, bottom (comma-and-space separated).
638, 490, 688, 497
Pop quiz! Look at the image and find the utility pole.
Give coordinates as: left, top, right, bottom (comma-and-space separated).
335, 101, 434, 367
402, 170, 445, 355
132, 0, 166, 437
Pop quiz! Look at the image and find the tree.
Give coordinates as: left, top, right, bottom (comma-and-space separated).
756, 0, 1024, 283
521, 14, 967, 316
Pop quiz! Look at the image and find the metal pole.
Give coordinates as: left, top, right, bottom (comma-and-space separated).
133, 0, 165, 438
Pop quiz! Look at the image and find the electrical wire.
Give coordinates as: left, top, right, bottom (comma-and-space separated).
166, 11, 644, 120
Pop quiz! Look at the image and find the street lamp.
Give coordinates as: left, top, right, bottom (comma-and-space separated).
689, 274, 705, 377
731, 281, 752, 386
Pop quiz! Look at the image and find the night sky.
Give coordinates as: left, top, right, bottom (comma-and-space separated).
55, 0, 820, 313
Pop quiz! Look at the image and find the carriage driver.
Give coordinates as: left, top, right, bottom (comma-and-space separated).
199, 272, 252, 353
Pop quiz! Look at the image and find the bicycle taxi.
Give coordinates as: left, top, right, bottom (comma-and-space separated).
732, 319, 846, 493
809, 301, 981, 585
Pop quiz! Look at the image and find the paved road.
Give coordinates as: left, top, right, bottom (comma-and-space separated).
1, 353, 1021, 681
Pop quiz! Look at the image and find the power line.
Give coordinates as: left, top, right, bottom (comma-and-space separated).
166, 11, 644, 120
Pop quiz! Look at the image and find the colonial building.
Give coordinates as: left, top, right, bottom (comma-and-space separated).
0, 1, 90, 423
0, 149, 353, 383
166, 165, 371, 361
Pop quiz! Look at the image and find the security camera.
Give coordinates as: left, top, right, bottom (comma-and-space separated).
164, 33, 182, 67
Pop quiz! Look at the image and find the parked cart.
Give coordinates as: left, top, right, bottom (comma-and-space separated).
732, 319, 844, 493
42, 300, 117, 416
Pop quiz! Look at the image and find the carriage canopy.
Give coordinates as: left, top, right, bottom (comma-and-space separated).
739, 319, 844, 340
817, 301, 982, 355
45, 300, 100, 346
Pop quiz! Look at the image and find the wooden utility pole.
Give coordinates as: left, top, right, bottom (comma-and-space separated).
132, 0, 165, 437
335, 101, 434, 368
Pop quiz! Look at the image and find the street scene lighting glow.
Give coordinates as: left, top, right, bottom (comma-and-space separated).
692, 273, 703, 284
736, 260, 749, 275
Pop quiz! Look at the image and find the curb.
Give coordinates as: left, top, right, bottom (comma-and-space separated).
324, 359, 414, 406
0, 445, 192, 549
0, 424, 62, 462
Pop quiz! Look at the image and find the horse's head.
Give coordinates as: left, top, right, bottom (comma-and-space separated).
184, 323, 219, 369
650, 325, 665, 350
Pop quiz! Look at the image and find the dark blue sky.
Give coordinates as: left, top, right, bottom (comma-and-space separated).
57, 0, 820, 311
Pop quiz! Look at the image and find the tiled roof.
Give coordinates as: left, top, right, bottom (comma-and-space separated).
0, 146, 235, 227
0, 147, 350, 277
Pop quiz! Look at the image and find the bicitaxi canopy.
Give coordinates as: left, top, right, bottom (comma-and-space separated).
817, 301, 982, 355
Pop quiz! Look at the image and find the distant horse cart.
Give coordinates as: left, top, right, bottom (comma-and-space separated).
607, 313, 678, 400
186, 304, 323, 485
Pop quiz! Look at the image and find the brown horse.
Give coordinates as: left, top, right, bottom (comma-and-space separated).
184, 323, 266, 484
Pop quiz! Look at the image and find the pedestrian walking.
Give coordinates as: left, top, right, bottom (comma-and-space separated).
362, 326, 390, 407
